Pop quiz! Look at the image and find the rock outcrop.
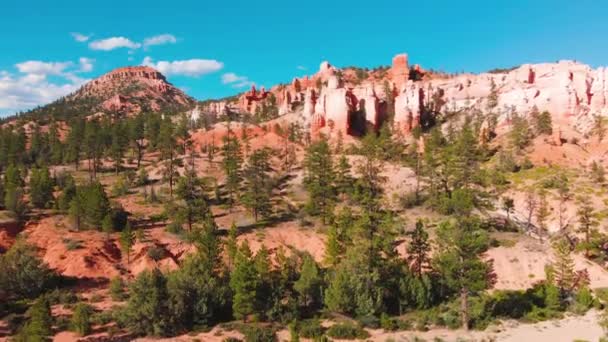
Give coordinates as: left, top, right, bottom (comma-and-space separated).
71, 66, 194, 115
200, 54, 608, 139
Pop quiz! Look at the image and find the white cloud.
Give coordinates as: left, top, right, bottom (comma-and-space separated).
143, 34, 177, 49
71, 32, 91, 42
0, 58, 95, 116
15, 61, 72, 75
221, 72, 254, 88
79, 57, 94, 72
89, 37, 141, 51
142, 56, 223, 77
297, 65, 307, 70
0, 72, 87, 115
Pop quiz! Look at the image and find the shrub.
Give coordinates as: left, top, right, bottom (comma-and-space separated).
63, 238, 83, 251
241, 325, 277, 342
380, 313, 398, 331
299, 319, 323, 338
147, 246, 166, 261
109, 277, 126, 301
71, 303, 93, 336
326, 322, 369, 340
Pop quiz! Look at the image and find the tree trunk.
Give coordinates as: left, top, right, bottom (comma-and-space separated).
460, 288, 469, 330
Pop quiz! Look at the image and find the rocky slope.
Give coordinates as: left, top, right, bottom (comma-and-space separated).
21, 66, 195, 120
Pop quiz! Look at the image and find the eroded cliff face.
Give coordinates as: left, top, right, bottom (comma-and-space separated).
200, 54, 608, 138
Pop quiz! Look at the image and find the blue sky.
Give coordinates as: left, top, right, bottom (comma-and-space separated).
1, 0, 608, 116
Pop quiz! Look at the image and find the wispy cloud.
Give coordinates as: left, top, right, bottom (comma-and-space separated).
16, 61, 73, 75
143, 34, 177, 49
78, 57, 94, 72
221, 72, 254, 88
142, 56, 223, 77
89, 37, 141, 51
297, 65, 307, 71
71, 32, 91, 42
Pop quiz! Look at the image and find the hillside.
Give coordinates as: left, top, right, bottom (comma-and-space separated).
10, 66, 195, 123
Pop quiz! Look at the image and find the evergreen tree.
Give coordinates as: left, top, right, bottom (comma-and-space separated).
509, 113, 532, 150
30, 166, 54, 209
536, 189, 550, 243
48, 120, 63, 165
175, 170, 210, 231
294, 254, 321, 309
303, 137, 336, 223
102, 214, 114, 238
576, 196, 599, 258
593, 114, 607, 142
226, 222, 239, 269
334, 153, 353, 197
551, 237, 576, 295
407, 220, 431, 277
125, 268, 172, 336
18, 296, 52, 341
434, 217, 494, 330
71, 303, 92, 336
531, 108, 553, 135
241, 148, 273, 222
0, 240, 54, 300
110, 122, 127, 175
4, 186, 27, 221
230, 241, 259, 321
120, 222, 135, 264
128, 115, 147, 168
221, 125, 243, 208
159, 118, 179, 198
324, 207, 353, 266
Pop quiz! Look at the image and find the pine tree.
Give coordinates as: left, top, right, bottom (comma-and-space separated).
48, 120, 63, 165
125, 268, 171, 336
4, 186, 27, 221
221, 125, 243, 208
303, 137, 336, 223
241, 148, 273, 222
576, 196, 599, 258
128, 115, 147, 168
536, 189, 550, 243
102, 214, 114, 238
509, 113, 532, 150
227, 222, 239, 269
407, 220, 431, 277
551, 237, 576, 295
334, 153, 353, 197
120, 222, 135, 264
71, 303, 92, 336
354, 133, 387, 216
20, 296, 52, 340
159, 118, 179, 198
175, 170, 210, 231
30, 166, 54, 209
434, 217, 494, 330
230, 241, 259, 321
593, 114, 606, 142
324, 207, 353, 266
294, 254, 321, 308
110, 122, 126, 175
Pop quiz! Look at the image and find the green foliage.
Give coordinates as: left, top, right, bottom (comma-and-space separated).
109, 276, 126, 301
221, 124, 244, 207
15, 296, 53, 341
120, 222, 135, 264
0, 240, 55, 300
29, 166, 54, 209
241, 324, 278, 342
241, 148, 273, 222
509, 114, 532, 150
294, 254, 321, 308
69, 181, 111, 230
433, 217, 493, 329
298, 319, 324, 338
71, 303, 93, 336
326, 322, 369, 340
530, 108, 553, 135
230, 241, 260, 321
175, 170, 212, 231
124, 268, 172, 336
303, 137, 336, 223
4, 185, 27, 221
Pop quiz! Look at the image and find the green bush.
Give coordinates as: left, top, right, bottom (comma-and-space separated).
380, 313, 398, 331
241, 325, 277, 342
298, 319, 324, 338
326, 322, 369, 340
356, 315, 379, 328
109, 276, 126, 301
